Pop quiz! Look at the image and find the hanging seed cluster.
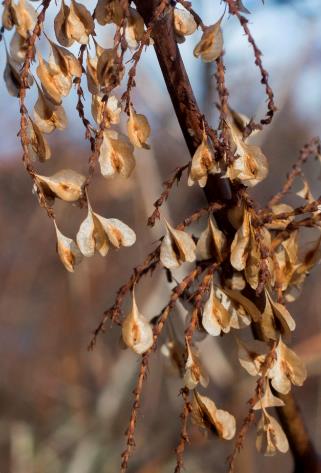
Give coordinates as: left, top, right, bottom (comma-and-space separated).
1, 0, 321, 472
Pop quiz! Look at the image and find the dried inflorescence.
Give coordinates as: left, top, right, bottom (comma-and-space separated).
2, 0, 321, 472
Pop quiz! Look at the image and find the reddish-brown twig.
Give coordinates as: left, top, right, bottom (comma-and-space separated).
120, 265, 203, 473
147, 163, 189, 226
268, 137, 321, 207
18, 0, 54, 218
174, 387, 192, 473
224, 0, 277, 134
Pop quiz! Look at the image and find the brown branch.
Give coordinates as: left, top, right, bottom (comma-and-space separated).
134, 1, 320, 471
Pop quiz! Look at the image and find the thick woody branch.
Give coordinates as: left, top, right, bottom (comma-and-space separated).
134, 0, 320, 470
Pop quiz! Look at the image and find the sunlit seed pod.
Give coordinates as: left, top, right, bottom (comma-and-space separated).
160, 220, 196, 269
26, 117, 51, 162
99, 130, 136, 179
188, 130, 219, 187
33, 83, 68, 134
35, 169, 86, 202
127, 106, 151, 149
253, 382, 285, 410
65, 0, 95, 45
125, 7, 145, 50
267, 337, 307, 395
183, 341, 209, 390
54, 221, 83, 272
196, 216, 226, 261
173, 8, 197, 42
11, 0, 37, 39
193, 17, 223, 63
192, 391, 236, 440
94, 0, 124, 26
256, 409, 289, 456
122, 292, 154, 355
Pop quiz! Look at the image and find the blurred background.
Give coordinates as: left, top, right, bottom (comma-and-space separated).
0, 0, 321, 472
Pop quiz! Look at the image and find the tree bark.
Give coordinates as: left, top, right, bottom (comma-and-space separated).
134, 0, 321, 471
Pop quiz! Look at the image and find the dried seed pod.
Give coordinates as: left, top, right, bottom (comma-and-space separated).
184, 341, 209, 390
54, 0, 72, 47
244, 226, 271, 290
288, 236, 321, 300
35, 169, 86, 202
160, 221, 196, 269
54, 222, 83, 272
65, 0, 95, 45
122, 292, 153, 354
4, 49, 33, 96
223, 287, 261, 322
36, 50, 72, 105
91, 94, 121, 126
2, 1, 15, 30
230, 208, 251, 271
99, 130, 136, 178
296, 177, 314, 203
188, 130, 220, 187
76, 201, 136, 257
9, 31, 30, 63
97, 48, 124, 92
173, 8, 197, 42
230, 208, 272, 290
237, 338, 268, 376
226, 121, 268, 187
193, 17, 223, 63
266, 204, 294, 231
127, 106, 151, 149
253, 382, 285, 410
26, 117, 51, 162
33, 84, 68, 134
268, 337, 307, 395
202, 284, 232, 336
47, 37, 82, 78
11, 0, 37, 39
256, 409, 289, 456
263, 289, 296, 339
196, 217, 226, 261
192, 391, 236, 440
125, 7, 145, 50
86, 52, 100, 95
225, 272, 246, 291
94, 0, 124, 26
